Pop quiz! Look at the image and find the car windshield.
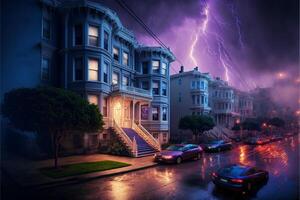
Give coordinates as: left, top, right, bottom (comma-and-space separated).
166, 145, 184, 151
219, 166, 247, 177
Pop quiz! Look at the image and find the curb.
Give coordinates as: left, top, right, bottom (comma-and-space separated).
27, 162, 159, 190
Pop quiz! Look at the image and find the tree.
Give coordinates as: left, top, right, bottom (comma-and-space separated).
242, 118, 261, 131
179, 115, 215, 142
2, 87, 104, 168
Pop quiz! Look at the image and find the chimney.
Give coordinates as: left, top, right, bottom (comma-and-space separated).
194, 66, 198, 71
179, 66, 184, 73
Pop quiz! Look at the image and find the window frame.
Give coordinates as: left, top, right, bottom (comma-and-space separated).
113, 47, 119, 62
152, 81, 159, 95
162, 107, 167, 121
152, 106, 159, 121
103, 62, 109, 83
88, 58, 99, 81
152, 60, 160, 74
122, 51, 129, 66
74, 57, 84, 81
104, 31, 109, 51
42, 18, 51, 40
74, 24, 83, 46
112, 72, 119, 85
41, 57, 50, 81
161, 62, 167, 75
88, 25, 99, 47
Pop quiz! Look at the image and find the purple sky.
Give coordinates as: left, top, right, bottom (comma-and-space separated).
96, 0, 299, 92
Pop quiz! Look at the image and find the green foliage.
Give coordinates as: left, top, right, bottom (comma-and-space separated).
2, 87, 104, 133
2, 87, 104, 167
268, 117, 285, 127
179, 115, 215, 136
242, 118, 261, 131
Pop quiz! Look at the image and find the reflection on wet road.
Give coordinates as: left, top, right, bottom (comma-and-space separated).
34, 136, 299, 200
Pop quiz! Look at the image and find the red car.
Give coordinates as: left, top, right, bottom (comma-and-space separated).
154, 144, 203, 164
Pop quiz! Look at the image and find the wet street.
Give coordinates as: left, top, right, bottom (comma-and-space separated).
5, 136, 300, 200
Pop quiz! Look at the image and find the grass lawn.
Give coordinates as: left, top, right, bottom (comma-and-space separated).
40, 160, 131, 179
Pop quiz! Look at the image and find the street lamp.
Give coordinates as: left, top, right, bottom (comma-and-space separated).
236, 119, 242, 139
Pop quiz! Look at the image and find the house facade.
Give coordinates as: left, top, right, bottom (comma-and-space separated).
1, 0, 174, 156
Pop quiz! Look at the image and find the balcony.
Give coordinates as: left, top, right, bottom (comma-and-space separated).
111, 85, 152, 100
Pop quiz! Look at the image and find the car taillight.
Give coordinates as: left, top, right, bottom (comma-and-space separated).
212, 172, 218, 177
231, 179, 243, 183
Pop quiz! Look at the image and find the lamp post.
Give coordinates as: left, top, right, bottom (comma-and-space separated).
236, 119, 242, 139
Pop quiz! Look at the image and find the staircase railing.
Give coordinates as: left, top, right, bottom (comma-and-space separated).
132, 123, 161, 151
113, 119, 138, 157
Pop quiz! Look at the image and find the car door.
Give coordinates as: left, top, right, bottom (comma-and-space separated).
246, 168, 261, 182
182, 145, 193, 160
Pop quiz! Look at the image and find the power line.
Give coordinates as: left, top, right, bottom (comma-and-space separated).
115, 0, 181, 74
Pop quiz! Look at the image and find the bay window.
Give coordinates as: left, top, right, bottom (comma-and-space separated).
113, 47, 119, 62
104, 31, 109, 50
152, 60, 160, 74
103, 62, 108, 83
162, 107, 167, 121
112, 72, 119, 85
162, 82, 167, 96
152, 107, 159, 121
74, 24, 83, 45
88, 58, 99, 81
152, 81, 159, 95
74, 57, 83, 81
162, 62, 167, 75
123, 52, 129, 66
88, 25, 99, 46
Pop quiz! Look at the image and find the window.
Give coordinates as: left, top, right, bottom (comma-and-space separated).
74, 24, 83, 45
152, 107, 159, 121
152, 81, 159, 95
103, 97, 108, 117
41, 57, 50, 80
162, 62, 167, 75
197, 81, 200, 89
122, 76, 129, 86
142, 62, 148, 74
191, 81, 195, 89
104, 31, 109, 50
42, 18, 50, 39
112, 72, 119, 85
88, 94, 98, 105
113, 47, 119, 61
162, 107, 167, 121
152, 60, 160, 73
88, 58, 98, 81
141, 105, 149, 120
74, 57, 83, 81
201, 95, 204, 104
192, 95, 195, 104
88, 25, 99, 46
142, 81, 149, 90
123, 52, 129, 66
201, 81, 204, 89
103, 62, 108, 83
162, 82, 167, 96
205, 96, 208, 104
196, 95, 200, 104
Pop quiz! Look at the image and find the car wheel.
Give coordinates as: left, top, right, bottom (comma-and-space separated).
176, 157, 182, 164
195, 153, 201, 160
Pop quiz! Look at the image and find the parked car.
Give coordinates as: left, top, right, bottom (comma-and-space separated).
211, 164, 269, 192
202, 140, 232, 152
244, 137, 269, 145
154, 144, 203, 164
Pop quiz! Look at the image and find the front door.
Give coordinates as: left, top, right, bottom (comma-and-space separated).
114, 102, 122, 126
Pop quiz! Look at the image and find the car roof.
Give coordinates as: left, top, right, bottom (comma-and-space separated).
218, 164, 252, 176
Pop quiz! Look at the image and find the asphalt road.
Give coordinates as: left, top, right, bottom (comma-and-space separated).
3, 136, 299, 200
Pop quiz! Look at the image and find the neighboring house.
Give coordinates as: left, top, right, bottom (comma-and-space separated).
170, 66, 211, 141
1, 0, 174, 157
170, 67, 254, 141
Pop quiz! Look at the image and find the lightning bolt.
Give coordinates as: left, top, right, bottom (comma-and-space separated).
189, 5, 209, 68
230, 3, 244, 49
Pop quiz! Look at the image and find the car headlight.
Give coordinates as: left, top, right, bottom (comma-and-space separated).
162, 155, 173, 159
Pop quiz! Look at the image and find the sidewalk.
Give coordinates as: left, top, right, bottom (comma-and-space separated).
1, 153, 158, 188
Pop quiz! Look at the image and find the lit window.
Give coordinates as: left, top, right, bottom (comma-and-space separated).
162, 107, 167, 121
88, 58, 98, 81
162, 82, 167, 96
88, 95, 98, 105
152, 107, 159, 121
41, 57, 50, 80
43, 18, 50, 39
74, 24, 83, 45
88, 25, 99, 46
103, 97, 108, 117
122, 76, 129, 86
74, 57, 83, 81
123, 52, 129, 66
103, 62, 108, 83
152, 81, 159, 95
152, 60, 160, 73
113, 47, 119, 62
104, 31, 109, 50
142, 62, 148, 74
112, 72, 119, 85
162, 62, 167, 75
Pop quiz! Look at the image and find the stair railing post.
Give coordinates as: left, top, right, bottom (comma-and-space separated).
133, 136, 138, 157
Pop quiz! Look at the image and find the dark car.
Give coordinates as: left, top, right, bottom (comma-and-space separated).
211, 164, 269, 192
203, 140, 232, 152
244, 137, 269, 145
154, 144, 203, 164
